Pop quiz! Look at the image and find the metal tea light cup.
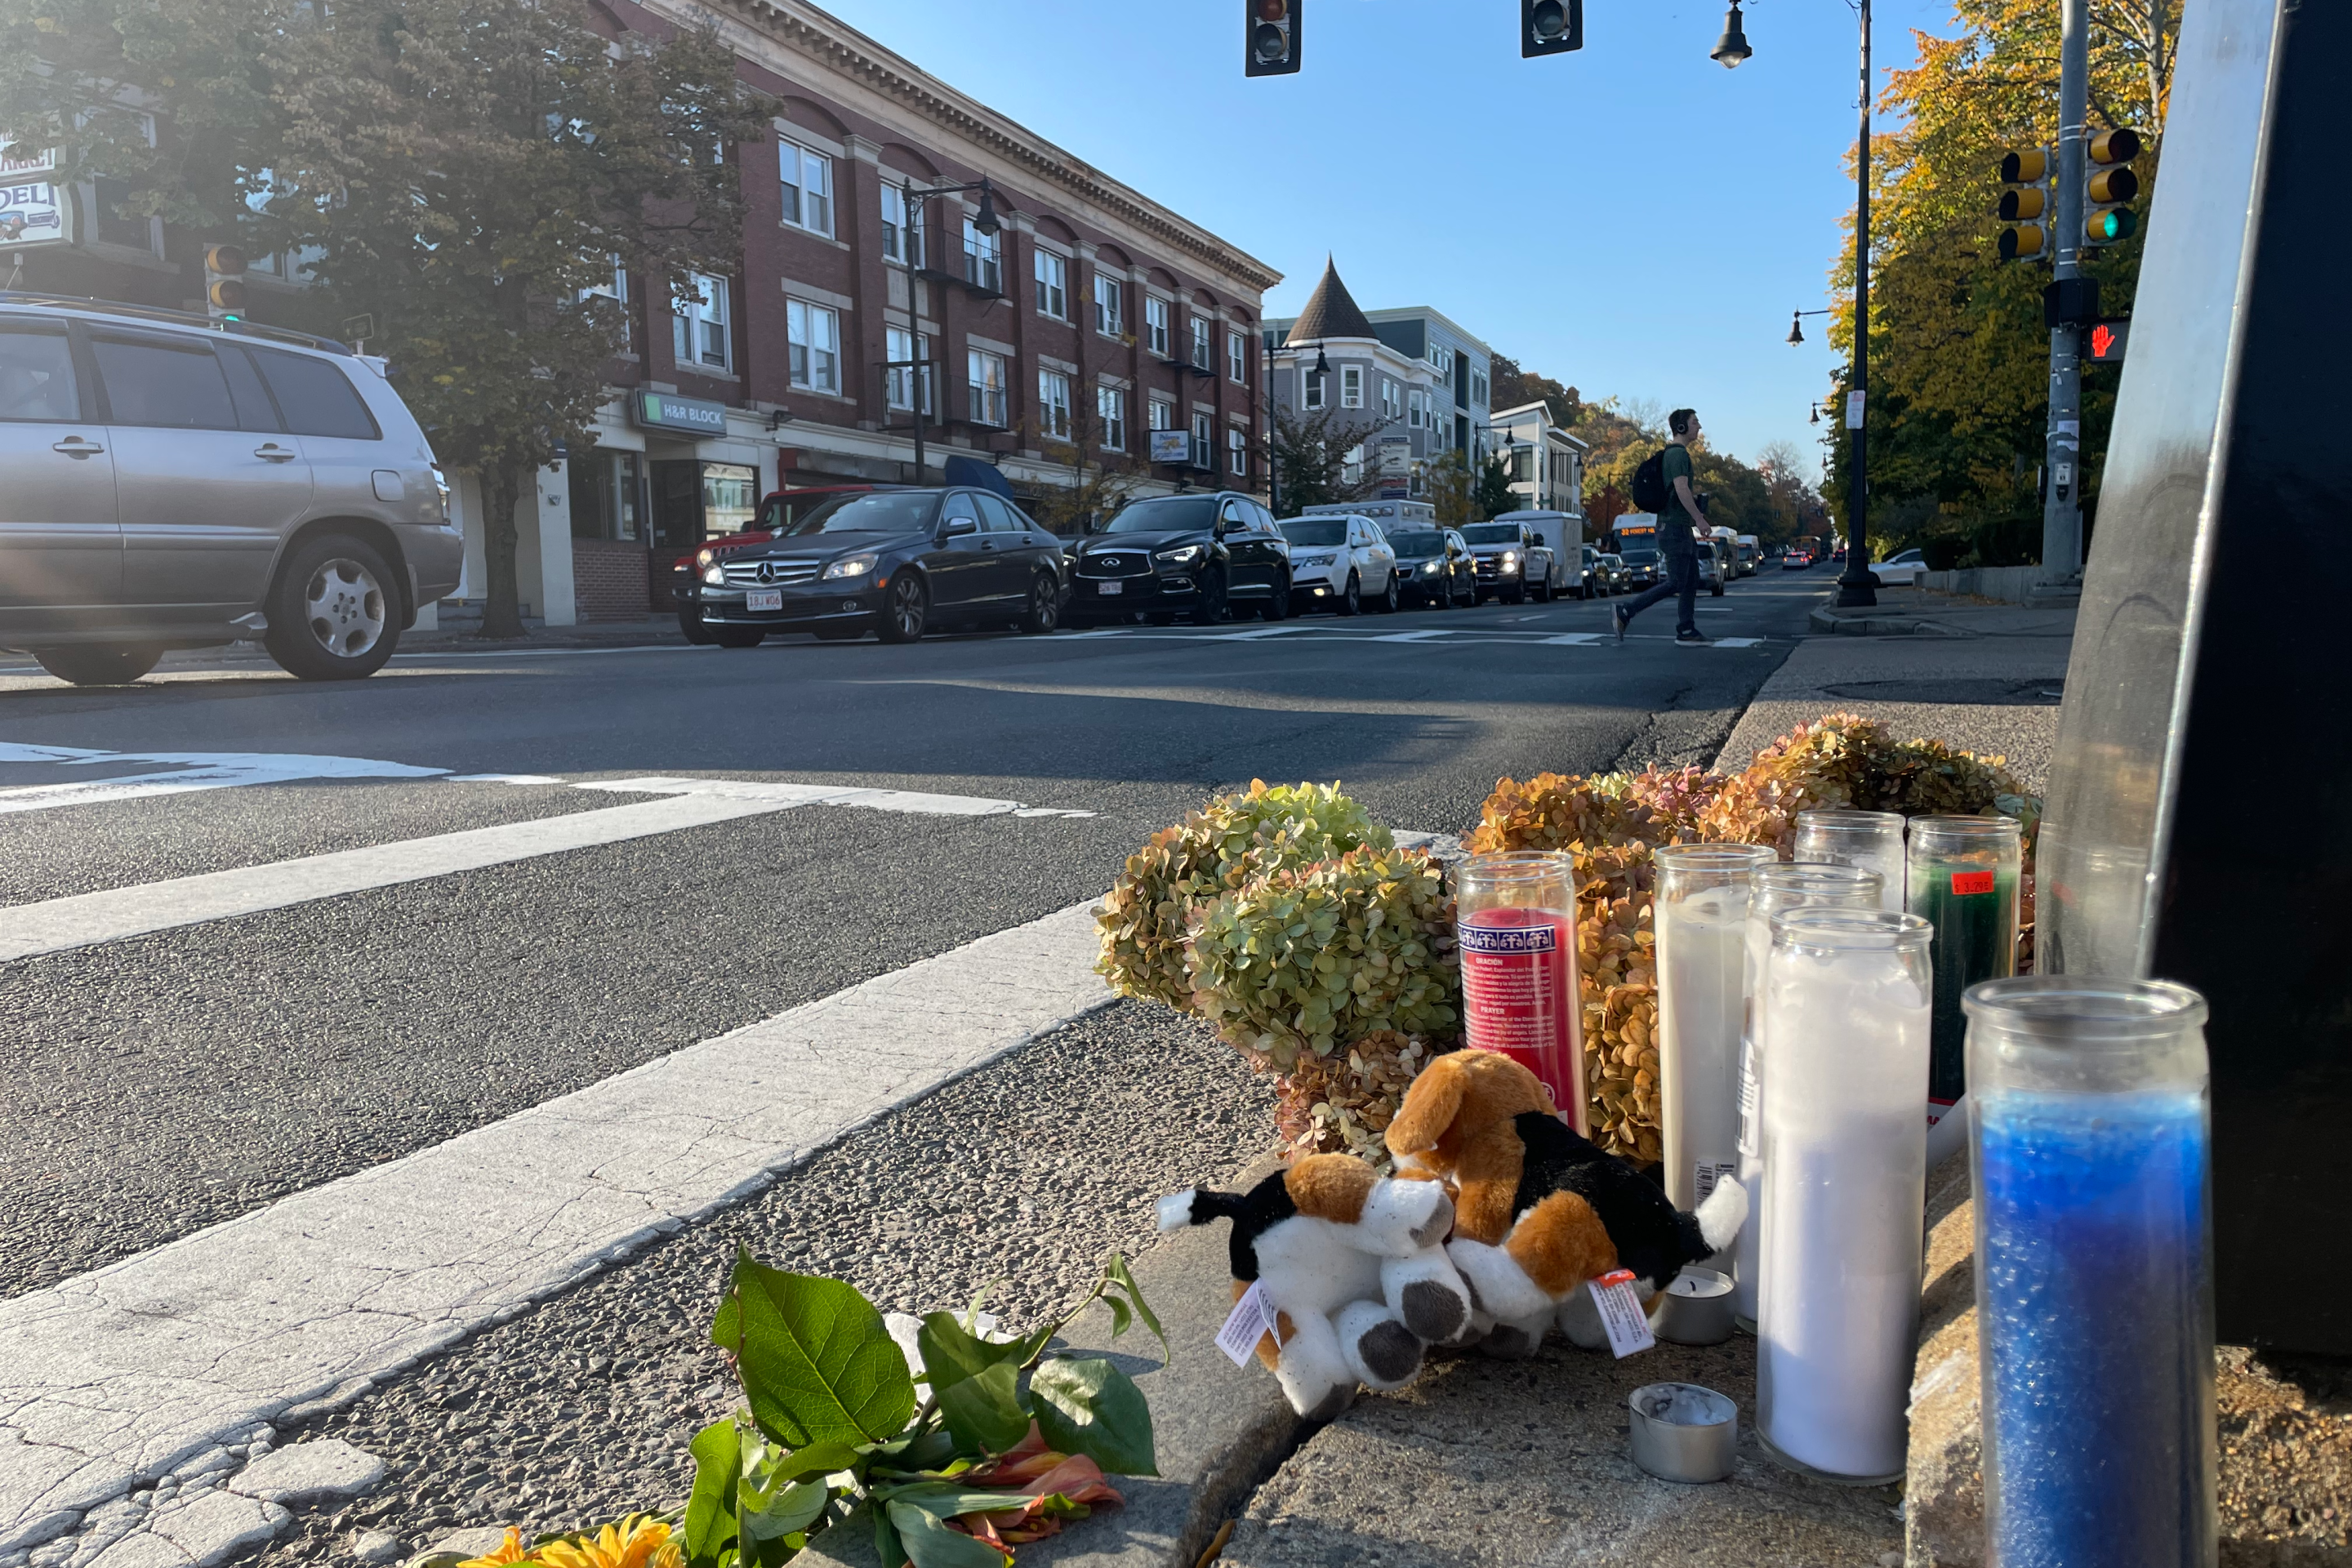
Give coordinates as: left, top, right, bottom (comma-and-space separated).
1628, 1383, 1740, 1483
1650, 1267, 1735, 1345
1966, 976, 2217, 1568
1731, 862, 1886, 1332
1793, 808, 1909, 911
1455, 852, 1585, 1134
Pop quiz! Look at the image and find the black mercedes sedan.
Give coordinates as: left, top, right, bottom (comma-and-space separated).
1065, 491, 1292, 627
1384, 526, 1477, 608
688, 487, 1066, 645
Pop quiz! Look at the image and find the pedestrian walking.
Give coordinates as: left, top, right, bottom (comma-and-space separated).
1614, 408, 1712, 645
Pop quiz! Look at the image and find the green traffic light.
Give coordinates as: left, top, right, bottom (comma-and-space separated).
2089, 208, 2139, 243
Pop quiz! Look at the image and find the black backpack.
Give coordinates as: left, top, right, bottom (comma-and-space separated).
1630, 448, 1670, 513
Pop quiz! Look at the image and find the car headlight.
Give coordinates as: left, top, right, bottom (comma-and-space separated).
702, 564, 727, 586
1421, 560, 1441, 572
1500, 550, 1521, 572
1156, 545, 1203, 567
696, 548, 715, 568
823, 553, 878, 581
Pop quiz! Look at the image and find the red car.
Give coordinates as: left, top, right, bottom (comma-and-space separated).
673, 485, 874, 643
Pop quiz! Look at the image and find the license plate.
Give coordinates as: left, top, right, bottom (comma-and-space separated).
1096, 581, 1124, 595
746, 590, 783, 612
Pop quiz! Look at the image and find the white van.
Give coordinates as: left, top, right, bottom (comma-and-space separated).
1486, 510, 1583, 598
1734, 534, 1762, 576
1298, 499, 1437, 534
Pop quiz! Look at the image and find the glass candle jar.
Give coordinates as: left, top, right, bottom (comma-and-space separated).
1907, 816, 2023, 1125
1731, 862, 1885, 1331
1967, 977, 2216, 1568
1794, 809, 1909, 911
1455, 852, 1585, 1134
1754, 906, 1933, 1484
1655, 844, 1776, 1233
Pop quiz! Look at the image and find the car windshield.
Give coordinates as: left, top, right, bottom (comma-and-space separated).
1459, 524, 1521, 546
758, 491, 863, 532
1279, 519, 1348, 547
1387, 531, 1445, 556
783, 491, 938, 536
1104, 496, 1218, 533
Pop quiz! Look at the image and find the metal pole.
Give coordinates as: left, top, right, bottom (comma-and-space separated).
912, 359, 927, 483
2039, 0, 2090, 592
1835, 0, 1878, 608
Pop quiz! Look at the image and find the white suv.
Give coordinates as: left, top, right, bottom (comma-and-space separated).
1278, 514, 1399, 616
1, 296, 462, 684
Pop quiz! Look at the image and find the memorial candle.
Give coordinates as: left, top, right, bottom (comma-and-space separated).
1907, 815, 2021, 1125
1456, 852, 1585, 1133
1794, 809, 1908, 911
1655, 844, 1775, 1250
1968, 977, 2217, 1568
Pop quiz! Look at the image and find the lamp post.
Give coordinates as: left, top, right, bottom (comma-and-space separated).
1263, 339, 1330, 516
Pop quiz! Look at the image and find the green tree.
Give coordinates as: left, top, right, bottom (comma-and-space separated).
267, 0, 762, 636
1473, 453, 1515, 520
1269, 405, 1382, 518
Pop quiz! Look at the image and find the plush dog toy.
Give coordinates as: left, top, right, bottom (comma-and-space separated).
1158, 1154, 1472, 1419
1385, 1049, 1747, 1354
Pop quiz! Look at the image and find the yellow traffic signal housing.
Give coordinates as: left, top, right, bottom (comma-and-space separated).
1998, 147, 2052, 261
2086, 127, 2143, 247
203, 243, 247, 319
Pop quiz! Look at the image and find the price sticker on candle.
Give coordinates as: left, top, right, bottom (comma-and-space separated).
1588, 1269, 1656, 1358
1950, 869, 1997, 896
1216, 1281, 1273, 1367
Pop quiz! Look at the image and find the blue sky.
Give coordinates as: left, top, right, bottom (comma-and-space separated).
819, 0, 1962, 472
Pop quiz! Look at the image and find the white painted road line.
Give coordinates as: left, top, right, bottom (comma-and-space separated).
1543, 633, 1606, 646
1367, 629, 1453, 643
577, 776, 1095, 818
0, 746, 445, 814
0, 902, 1109, 1553
0, 794, 781, 962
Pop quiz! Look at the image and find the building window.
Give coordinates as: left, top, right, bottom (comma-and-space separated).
581, 256, 630, 352
1343, 444, 1365, 484
568, 449, 644, 542
786, 298, 840, 393
1192, 409, 1212, 465
673, 273, 730, 372
1303, 368, 1325, 412
1380, 377, 1401, 421
778, 139, 834, 237
1038, 368, 1071, 439
1228, 331, 1248, 385
885, 325, 932, 413
1147, 397, 1175, 431
1340, 365, 1363, 410
1097, 385, 1126, 451
1428, 342, 1454, 381
881, 184, 924, 266
1471, 368, 1489, 407
963, 220, 1002, 293
1035, 250, 1068, 321
1228, 427, 1249, 479
967, 347, 1007, 425
1094, 273, 1124, 337
1190, 317, 1212, 370
1144, 296, 1169, 357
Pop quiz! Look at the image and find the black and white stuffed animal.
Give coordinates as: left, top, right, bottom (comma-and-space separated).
1158, 1153, 1473, 1419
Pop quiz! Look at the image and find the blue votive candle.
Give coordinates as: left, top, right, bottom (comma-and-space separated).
1967, 978, 2218, 1568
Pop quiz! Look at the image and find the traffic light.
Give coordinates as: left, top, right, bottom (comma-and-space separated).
1998, 146, 2051, 261
1245, 0, 1299, 77
1521, 0, 1584, 56
2085, 318, 2131, 365
203, 243, 247, 321
2086, 127, 2142, 246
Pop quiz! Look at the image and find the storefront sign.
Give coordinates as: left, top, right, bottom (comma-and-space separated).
1147, 429, 1191, 464
632, 390, 729, 435
0, 143, 67, 247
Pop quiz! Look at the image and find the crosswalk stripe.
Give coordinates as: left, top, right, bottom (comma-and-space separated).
0, 746, 443, 815
0, 901, 1109, 1554
577, 776, 1094, 817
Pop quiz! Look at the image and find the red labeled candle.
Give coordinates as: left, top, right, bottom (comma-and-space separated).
1455, 853, 1587, 1131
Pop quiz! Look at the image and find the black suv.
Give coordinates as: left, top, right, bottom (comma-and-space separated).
689, 486, 1067, 645
1066, 491, 1290, 626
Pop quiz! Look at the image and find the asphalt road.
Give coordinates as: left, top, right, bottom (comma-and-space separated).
0, 571, 1821, 1303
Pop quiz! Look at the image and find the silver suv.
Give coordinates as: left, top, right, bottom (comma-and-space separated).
1, 295, 462, 684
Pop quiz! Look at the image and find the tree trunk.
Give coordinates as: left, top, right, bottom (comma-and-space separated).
479, 460, 528, 639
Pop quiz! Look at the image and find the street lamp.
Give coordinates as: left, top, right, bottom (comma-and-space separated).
1787, 308, 1833, 346
1263, 339, 1332, 515
1710, 3, 1753, 68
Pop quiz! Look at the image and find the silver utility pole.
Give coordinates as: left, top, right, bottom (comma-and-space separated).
2038, 0, 2090, 594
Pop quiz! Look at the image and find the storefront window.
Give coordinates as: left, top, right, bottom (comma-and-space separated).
702, 463, 757, 541
568, 450, 644, 541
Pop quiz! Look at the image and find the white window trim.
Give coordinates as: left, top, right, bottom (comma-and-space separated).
777, 137, 835, 238
786, 295, 841, 394
1096, 385, 1127, 451
1340, 365, 1364, 410
967, 346, 1009, 427
1143, 296, 1170, 358
674, 272, 732, 374
1227, 330, 1248, 385
1038, 368, 1072, 440
1033, 248, 1069, 322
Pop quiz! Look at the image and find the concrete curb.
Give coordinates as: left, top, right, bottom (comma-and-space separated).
1806, 607, 1976, 639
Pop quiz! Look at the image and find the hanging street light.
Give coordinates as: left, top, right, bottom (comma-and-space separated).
1711, 3, 1753, 68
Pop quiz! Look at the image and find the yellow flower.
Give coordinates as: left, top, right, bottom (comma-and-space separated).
457, 1530, 535, 1568
537, 1517, 677, 1568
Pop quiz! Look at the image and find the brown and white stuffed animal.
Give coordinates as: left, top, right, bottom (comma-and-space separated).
1385, 1049, 1747, 1356
1158, 1153, 1472, 1418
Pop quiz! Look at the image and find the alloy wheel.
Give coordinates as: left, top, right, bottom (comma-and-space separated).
304, 558, 387, 660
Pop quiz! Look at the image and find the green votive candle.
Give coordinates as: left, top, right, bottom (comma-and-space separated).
1906, 815, 2021, 1123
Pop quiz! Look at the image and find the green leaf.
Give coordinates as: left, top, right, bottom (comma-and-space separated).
681, 1418, 740, 1568
871, 1504, 902, 1568
935, 1361, 1029, 1455
761, 1439, 862, 1484
871, 1482, 1034, 1515
884, 1502, 1009, 1568
710, 1250, 916, 1450
864, 1428, 959, 1474
915, 1312, 998, 1388
741, 1480, 829, 1541
1030, 1358, 1157, 1477
1102, 1254, 1169, 1361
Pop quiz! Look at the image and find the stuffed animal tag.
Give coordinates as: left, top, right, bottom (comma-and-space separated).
1588, 1269, 1655, 1358
1217, 1280, 1272, 1367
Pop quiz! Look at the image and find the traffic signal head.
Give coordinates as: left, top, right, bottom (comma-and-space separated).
1521, 0, 1584, 57
2086, 125, 2143, 247
1245, 0, 1299, 77
203, 243, 247, 319
1998, 147, 2051, 263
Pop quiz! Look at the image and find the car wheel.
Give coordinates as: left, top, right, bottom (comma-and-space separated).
31, 645, 163, 686
1503, 581, 1526, 605
1532, 574, 1552, 603
877, 573, 929, 644
1712, 580, 1726, 597
1260, 573, 1291, 621
1374, 571, 1401, 613
263, 532, 401, 680
1335, 572, 1362, 617
1190, 568, 1227, 626
676, 604, 715, 646
1427, 579, 1450, 609
1019, 573, 1061, 635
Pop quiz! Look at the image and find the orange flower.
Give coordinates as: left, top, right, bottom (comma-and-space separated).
537, 1517, 679, 1568
457, 1531, 537, 1568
